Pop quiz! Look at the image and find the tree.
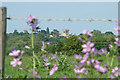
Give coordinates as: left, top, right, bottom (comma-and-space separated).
51, 29, 59, 37
41, 30, 47, 34
105, 31, 114, 35
46, 27, 50, 34
92, 30, 101, 36
63, 35, 83, 56
13, 29, 19, 36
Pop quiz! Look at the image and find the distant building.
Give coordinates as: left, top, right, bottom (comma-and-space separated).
59, 29, 69, 37
50, 35, 53, 37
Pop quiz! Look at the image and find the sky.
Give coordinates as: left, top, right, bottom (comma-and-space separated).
1, 2, 118, 35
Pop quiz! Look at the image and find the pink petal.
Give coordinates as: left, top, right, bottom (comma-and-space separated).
49, 69, 55, 75
17, 61, 22, 65
90, 43, 94, 47
82, 44, 87, 48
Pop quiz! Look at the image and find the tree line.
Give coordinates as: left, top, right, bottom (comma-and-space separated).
5, 27, 116, 56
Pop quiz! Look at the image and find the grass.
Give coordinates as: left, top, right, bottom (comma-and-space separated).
4, 54, 118, 78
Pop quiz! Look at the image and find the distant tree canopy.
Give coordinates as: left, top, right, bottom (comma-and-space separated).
5, 28, 116, 56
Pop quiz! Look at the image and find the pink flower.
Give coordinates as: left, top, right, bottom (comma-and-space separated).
87, 61, 91, 66
114, 38, 120, 46
95, 60, 100, 65
92, 48, 98, 55
82, 41, 94, 53
50, 53, 59, 60
109, 75, 115, 79
17, 67, 23, 70
27, 15, 35, 22
99, 66, 108, 73
98, 48, 107, 55
112, 66, 120, 77
41, 41, 45, 51
78, 37, 84, 42
108, 44, 113, 49
74, 54, 82, 60
27, 15, 39, 31
83, 30, 94, 37
42, 55, 49, 62
91, 59, 95, 63
6, 75, 10, 78
83, 53, 89, 60
25, 46, 30, 49
32, 71, 41, 78
94, 65, 108, 73
9, 50, 20, 57
21, 51, 24, 56
47, 42, 50, 45
114, 27, 120, 34
10, 58, 22, 67
49, 64, 58, 75
115, 20, 118, 25
74, 67, 87, 74
44, 63, 51, 66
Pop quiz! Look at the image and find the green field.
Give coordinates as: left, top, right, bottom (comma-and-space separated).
4, 54, 118, 78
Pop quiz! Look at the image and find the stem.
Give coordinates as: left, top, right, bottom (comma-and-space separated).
110, 55, 114, 67
107, 55, 115, 78
89, 52, 93, 78
31, 30, 36, 72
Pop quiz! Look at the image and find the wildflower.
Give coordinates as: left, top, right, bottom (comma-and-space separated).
17, 67, 23, 70
76, 62, 84, 68
114, 38, 120, 46
74, 67, 87, 74
78, 37, 84, 42
50, 53, 59, 60
25, 45, 30, 49
32, 71, 41, 78
109, 75, 115, 79
114, 27, 120, 34
80, 67, 87, 74
49, 64, 58, 75
108, 44, 113, 49
27, 15, 35, 22
82, 41, 94, 53
83, 30, 94, 37
10, 57, 22, 67
6, 75, 10, 78
99, 65, 108, 73
115, 20, 118, 25
95, 60, 100, 65
94, 65, 108, 73
63, 75, 66, 78
107, 52, 110, 54
91, 59, 95, 63
42, 55, 49, 62
74, 68, 81, 73
27, 15, 39, 31
92, 48, 98, 55
21, 51, 24, 56
98, 48, 107, 55
87, 60, 91, 66
41, 41, 45, 51
94, 64, 100, 70
9, 50, 20, 57
47, 42, 50, 45
83, 53, 89, 60
74, 54, 82, 60
112, 66, 120, 77
44, 63, 51, 66
80, 59, 86, 64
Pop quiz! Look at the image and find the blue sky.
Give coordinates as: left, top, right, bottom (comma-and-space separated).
2, 2, 118, 35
